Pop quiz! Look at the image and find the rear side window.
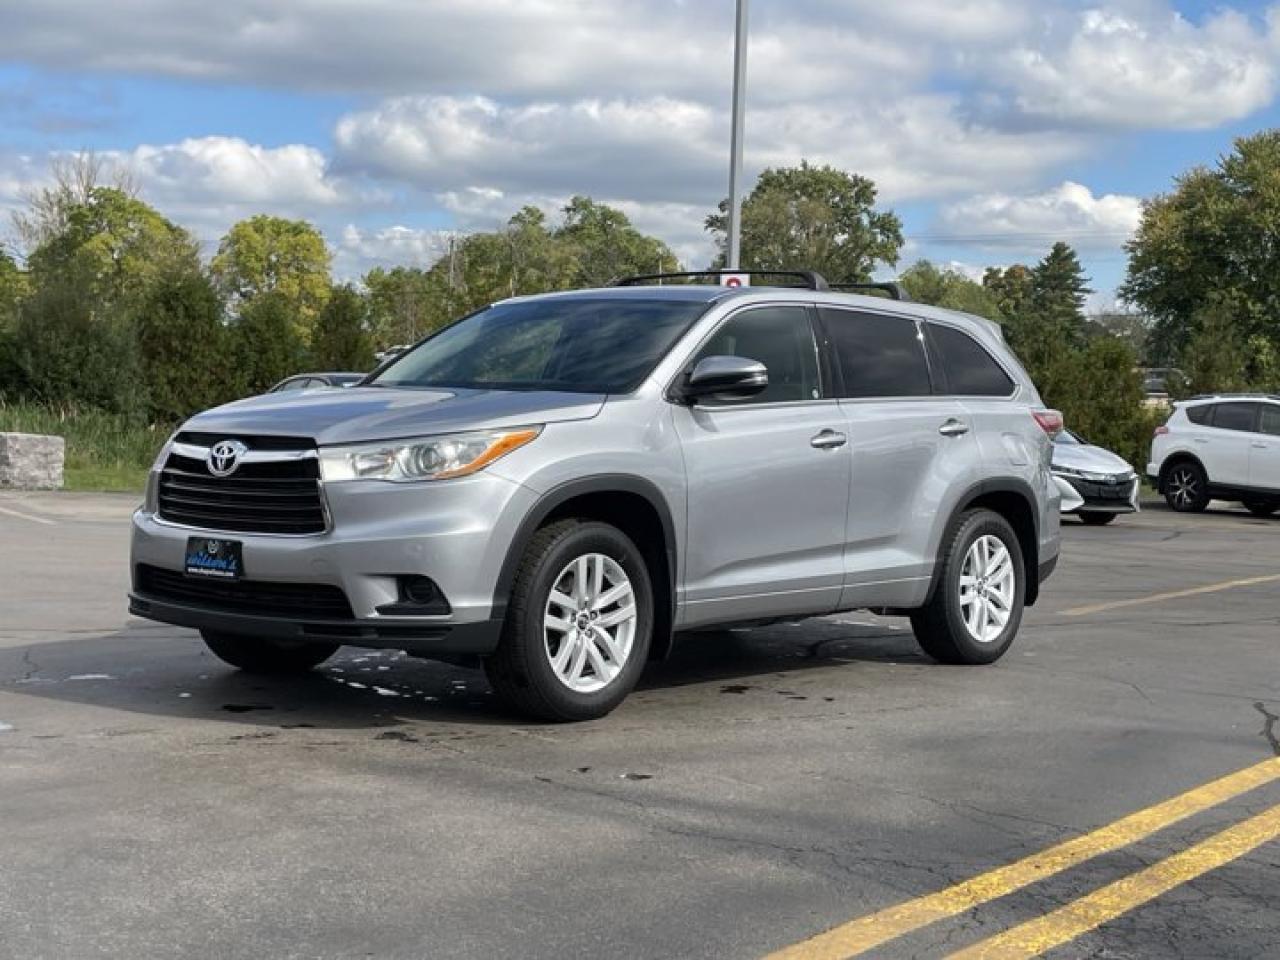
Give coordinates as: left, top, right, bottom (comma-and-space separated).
1185, 404, 1212, 426
1261, 405, 1280, 436
1212, 402, 1258, 432
820, 309, 932, 398
925, 323, 1015, 397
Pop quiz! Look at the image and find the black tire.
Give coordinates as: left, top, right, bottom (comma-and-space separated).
1078, 511, 1117, 526
484, 520, 653, 722
1243, 498, 1280, 518
201, 630, 338, 674
1163, 461, 1209, 512
911, 509, 1025, 665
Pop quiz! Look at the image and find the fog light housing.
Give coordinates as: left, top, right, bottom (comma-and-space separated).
376, 575, 452, 616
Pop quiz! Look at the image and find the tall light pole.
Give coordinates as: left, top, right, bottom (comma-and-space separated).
725, 0, 749, 271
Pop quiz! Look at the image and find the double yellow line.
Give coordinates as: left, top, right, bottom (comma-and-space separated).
766, 757, 1280, 960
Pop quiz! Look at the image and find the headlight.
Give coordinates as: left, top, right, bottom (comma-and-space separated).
319, 427, 541, 482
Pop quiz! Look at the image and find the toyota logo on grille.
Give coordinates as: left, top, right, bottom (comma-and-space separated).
207, 439, 248, 477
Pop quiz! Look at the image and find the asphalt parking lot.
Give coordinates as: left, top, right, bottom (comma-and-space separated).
2, 492, 1279, 960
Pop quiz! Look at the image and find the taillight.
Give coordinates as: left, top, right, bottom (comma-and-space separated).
1032, 409, 1064, 437
1154, 425, 1169, 437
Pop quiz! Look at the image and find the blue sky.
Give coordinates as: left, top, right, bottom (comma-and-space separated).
2, 0, 1279, 305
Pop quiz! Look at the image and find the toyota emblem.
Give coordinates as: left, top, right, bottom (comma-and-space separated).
207, 439, 248, 477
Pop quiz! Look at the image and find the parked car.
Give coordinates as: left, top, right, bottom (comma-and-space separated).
128, 271, 1062, 721
1148, 394, 1280, 516
1051, 430, 1138, 525
269, 372, 366, 393
374, 345, 410, 364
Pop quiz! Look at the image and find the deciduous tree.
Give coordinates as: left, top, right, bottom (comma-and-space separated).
212, 216, 332, 339
706, 162, 902, 282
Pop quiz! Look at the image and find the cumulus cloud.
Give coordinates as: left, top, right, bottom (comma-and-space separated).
333, 93, 1082, 209
936, 181, 1143, 249
993, 5, 1280, 128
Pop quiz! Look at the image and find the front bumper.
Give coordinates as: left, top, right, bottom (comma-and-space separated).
1053, 473, 1140, 514
127, 593, 502, 655
129, 469, 536, 655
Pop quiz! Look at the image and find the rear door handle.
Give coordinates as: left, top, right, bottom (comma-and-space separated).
1194, 437, 1210, 444
1252, 441, 1269, 449
938, 419, 970, 437
810, 429, 847, 450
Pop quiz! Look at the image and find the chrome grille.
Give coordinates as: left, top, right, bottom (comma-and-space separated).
157, 436, 327, 535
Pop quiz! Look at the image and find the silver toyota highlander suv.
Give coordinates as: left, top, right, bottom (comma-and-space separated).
129, 271, 1062, 721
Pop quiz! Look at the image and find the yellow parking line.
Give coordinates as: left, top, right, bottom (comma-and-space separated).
1060, 573, 1280, 617
947, 801, 1280, 959
763, 758, 1280, 960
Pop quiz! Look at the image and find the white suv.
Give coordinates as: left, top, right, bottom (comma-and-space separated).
1148, 395, 1280, 516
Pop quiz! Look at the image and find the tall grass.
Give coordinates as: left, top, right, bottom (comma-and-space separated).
0, 401, 172, 491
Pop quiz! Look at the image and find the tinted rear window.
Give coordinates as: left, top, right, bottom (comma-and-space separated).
1185, 404, 1212, 425
820, 309, 932, 398
926, 323, 1015, 396
373, 298, 708, 393
1211, 402, 1258, 432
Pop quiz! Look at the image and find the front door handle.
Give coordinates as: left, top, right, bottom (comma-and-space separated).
1252, 441, 1269, 449
939, 419, 970, 437
810, 429, 847, 450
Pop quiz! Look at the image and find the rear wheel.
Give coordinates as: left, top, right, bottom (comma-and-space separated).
484, 520, 652, 722
1078, 511, 1117, 526
1164, 461, 1209, 513
1243, 498, 1280, 518
911, 509, 1024, 665
201, 631, 338, 674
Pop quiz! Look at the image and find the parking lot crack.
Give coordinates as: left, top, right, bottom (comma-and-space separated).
1254, 701, 1280, 757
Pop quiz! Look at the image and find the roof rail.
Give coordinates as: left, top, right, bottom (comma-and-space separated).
828, 282, 912, 302
1185, 392, 1280, 402
611, 269, 830, 291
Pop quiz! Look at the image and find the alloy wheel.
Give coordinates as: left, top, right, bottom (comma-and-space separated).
958, 534, 1016, 644
542, 553, 637, 694
1169, 467, 1199, 509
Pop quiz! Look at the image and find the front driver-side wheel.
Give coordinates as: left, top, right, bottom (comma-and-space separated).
201, 630, 338, 674
484, 520, 653, 722
911, 509, 1025, 665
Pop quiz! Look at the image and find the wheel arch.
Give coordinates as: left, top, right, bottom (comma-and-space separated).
931, 478, 1043, 607
492, 475, 678, 659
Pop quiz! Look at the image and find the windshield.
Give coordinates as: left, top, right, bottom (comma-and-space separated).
371, 297, 709, 393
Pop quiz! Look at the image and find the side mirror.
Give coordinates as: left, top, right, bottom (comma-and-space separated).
679, 355, 768, 403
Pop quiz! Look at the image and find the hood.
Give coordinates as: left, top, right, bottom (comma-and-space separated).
1052, 440, 1133, 476
182, 386, 605, 445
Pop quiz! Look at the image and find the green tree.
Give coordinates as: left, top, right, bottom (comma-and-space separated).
26, 187, 198, 310
233, 291, 305, 394
0, 245, 26, 331
982, 264, 1034, 320
364, 265, 438, 347
211, 216, 332, 339
1031, 242, 1091, 347
311, 284, 375, 371
1122, 130, 1280, 363
7, 261, 145, 415
135, 269, 235, 422
899, 260, 1003, 321
553, 197, 675, 287
705, 161, 903, 282
1048, 337, 1152, 469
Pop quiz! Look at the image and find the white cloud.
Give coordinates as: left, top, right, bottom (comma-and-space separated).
333, 224, 452, 279
334, 93, 1082, 210
994, 5, 1280, 129
936, 181, 1143, 249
